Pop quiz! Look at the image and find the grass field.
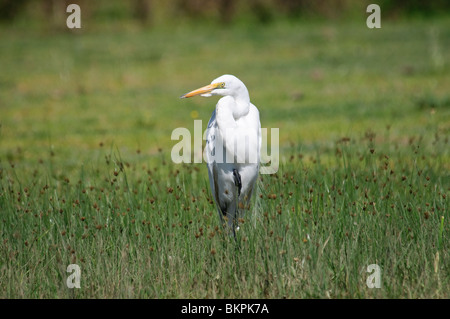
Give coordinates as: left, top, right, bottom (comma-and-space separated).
0, 16, 449, 298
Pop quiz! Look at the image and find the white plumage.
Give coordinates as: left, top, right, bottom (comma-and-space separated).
181, 75, 261, 235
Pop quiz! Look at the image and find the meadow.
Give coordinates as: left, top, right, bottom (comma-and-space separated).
0, 16, 449, 298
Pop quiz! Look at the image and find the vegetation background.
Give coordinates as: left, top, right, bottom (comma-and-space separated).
0, 0, 449, 298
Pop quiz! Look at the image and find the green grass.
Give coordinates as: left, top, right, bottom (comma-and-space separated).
0, 17, 449, 298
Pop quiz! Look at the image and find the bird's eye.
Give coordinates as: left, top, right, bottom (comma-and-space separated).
220, 82, 225, 88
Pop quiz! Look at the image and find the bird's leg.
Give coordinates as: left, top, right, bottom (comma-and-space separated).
232, 169, 242, 197
232, 168, 242, 234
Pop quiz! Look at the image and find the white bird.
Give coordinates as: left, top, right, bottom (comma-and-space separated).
181, 74, 261, 236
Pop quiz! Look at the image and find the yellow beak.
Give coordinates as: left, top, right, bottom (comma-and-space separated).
180, 83, 221, 98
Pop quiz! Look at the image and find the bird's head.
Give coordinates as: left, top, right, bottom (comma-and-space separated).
180, 74, 249, 101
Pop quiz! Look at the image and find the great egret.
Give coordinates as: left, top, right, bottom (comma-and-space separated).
181, 74, 261, 236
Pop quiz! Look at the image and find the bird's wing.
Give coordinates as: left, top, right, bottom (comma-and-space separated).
205, 109, 216, 176
205, 109, 223, 215
205, 110, 217, 172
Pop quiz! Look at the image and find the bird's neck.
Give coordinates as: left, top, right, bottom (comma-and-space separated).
231, 99, 249, 120
231, 92, 250, 120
